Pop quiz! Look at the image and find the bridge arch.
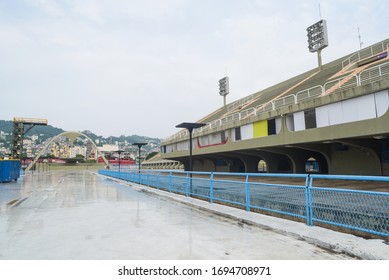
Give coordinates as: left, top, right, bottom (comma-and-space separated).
25, 131, 110, 171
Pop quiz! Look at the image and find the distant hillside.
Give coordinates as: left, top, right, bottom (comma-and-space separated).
0, 120, 161, 152
81, 130, 161, 152
0, 120, 64, 138
81, 130, 160, 146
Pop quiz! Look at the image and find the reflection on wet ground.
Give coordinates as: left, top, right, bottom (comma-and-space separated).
0, 171, 354, 260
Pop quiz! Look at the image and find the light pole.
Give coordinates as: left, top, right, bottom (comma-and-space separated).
176, 122, 206, 172
115, 150, 124, 172
176, 122, 206, 196
132, 143, 147, 173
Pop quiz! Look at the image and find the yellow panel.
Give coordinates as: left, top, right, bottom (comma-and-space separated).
253, 120, 268, 138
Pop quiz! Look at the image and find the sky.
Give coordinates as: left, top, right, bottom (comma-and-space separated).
1, 0, 388, 139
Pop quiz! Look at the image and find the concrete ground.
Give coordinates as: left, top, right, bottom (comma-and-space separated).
0, 170, 388, 260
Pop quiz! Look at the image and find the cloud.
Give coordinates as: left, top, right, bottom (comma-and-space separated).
70, 0, 104, 24
24, 0, 64, 17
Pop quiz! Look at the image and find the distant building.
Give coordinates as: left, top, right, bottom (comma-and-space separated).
96, 144, 119, 160
69, 146, 87, 158
98, 144, 119, 153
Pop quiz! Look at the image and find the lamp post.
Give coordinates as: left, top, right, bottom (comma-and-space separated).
176, 122, 206, 172
176, 122, 206, 196
132, 143, 147, 173
115, 150, 124, 172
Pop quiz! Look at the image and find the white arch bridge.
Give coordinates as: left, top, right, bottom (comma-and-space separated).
25, 131, 110, 172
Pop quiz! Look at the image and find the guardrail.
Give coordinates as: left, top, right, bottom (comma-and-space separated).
99, 170, 389, 238
342, 39, 389, 68
162, 60, 389, 143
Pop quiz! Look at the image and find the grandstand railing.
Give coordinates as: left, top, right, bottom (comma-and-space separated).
296, 85, 324, 102
360, 61, 389, 85
342, 39, 389, 68
99, 169, 389, 238
227, 95, 255, 112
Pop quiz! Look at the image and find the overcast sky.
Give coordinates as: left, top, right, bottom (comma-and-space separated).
1, 0, 388, 139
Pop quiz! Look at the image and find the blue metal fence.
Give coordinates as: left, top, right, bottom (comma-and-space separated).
98, 169, 389, 237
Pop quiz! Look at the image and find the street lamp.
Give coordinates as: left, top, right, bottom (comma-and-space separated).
115, 150, 124, 172
176, 122, 206, 197
175, 122, 206, 172
132, 143, 147, 173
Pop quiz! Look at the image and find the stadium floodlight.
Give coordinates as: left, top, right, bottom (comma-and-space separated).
307, 19, 329, 52
219, 76, 229, 96
219, 76, 229, 106
307, 19, 329, 69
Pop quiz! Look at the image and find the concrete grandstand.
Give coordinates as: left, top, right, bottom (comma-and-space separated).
159, 39, 389, 176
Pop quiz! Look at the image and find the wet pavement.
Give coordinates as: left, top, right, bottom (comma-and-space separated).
0, 171, 371, 259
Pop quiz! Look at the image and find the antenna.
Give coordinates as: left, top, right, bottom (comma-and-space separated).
357, 27, 363, 49
318, 3, 322, 20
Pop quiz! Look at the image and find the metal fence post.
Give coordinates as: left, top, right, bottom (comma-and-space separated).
185, 172, 190, 197
210, 172, 214, 203
169, 171, 172, 192
245, 174, 250, 212
305, 175, 314, 226
156, 172, 160, 189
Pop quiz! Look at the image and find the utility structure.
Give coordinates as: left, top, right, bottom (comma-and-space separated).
12, 117, 48, 161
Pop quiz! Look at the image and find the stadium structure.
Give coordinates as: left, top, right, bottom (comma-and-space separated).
156, 38, 389, 176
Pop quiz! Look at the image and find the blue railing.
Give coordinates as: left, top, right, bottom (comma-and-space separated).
98, 170, 389, 237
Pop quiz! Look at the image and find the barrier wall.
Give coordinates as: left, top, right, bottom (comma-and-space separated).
98, 170, 389, 238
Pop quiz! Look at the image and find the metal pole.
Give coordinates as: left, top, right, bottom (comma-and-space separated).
188, 128, 193, 196
175, 123, 206, 196
132, 143, 147, 178
189, 128, 193, 172
138, 146, 141, 173
118, 152, 121, 172
317, 49, 323, 70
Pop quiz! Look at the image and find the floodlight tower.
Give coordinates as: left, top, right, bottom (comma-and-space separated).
307, 19, 329, 70
12, 117, 48, 161
219, 76, 230, 106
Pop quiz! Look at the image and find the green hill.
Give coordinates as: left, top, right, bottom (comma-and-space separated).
0, 120, 161, 153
